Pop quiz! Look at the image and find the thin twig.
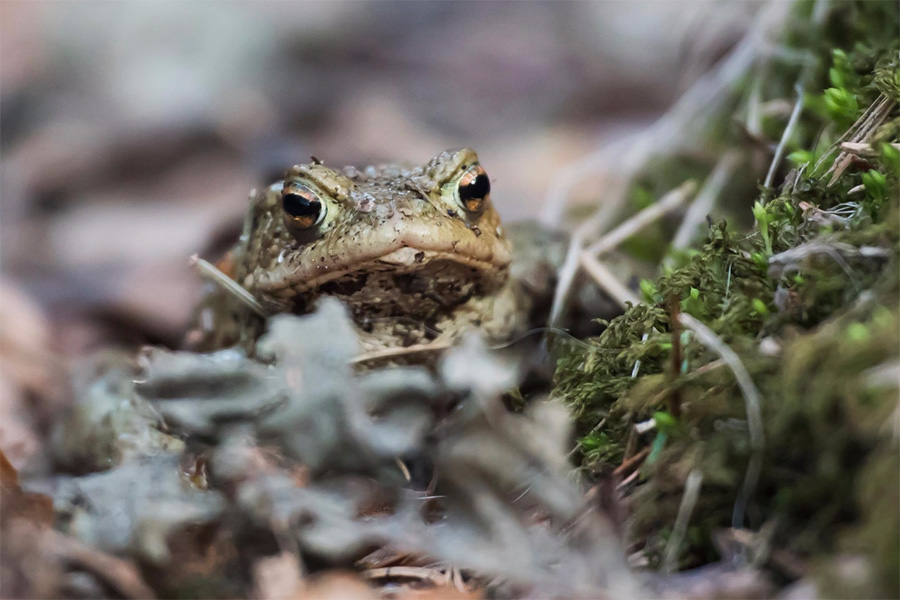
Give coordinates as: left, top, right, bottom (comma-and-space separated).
764, 84, 805, 189
663, 469, 704, 573
578, 181, 697, 311
544, 1, 792, 326
569, 416, 608, 457
671, 152, 742, 253
585, 180, 697, 257
548, 228, 596, 328
190, 255, 267, 317
612, 447, 650, 477
539, 0, 790, 228
350, 341, 453, 365
394, 457, 411, 482
812, 91, 887, 174
767, 240, 889, 290
840, 141, 900, 156
684, 358, 726, 380
678, 314, 764, 534
580, 254, 641, 309
615, 468, 641, 492
826, 95, 895, 186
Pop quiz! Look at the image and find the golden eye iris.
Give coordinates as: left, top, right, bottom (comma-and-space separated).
281, 183, 324, 231
456, 165, 490, 214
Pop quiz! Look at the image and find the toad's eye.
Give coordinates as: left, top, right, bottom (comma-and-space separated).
456, 165, 490, 214
281, 183, 324, 231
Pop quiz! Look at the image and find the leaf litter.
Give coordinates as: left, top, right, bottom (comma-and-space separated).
3, 2, 899, 598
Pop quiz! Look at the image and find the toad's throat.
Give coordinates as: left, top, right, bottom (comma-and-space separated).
289, 255, 506, 331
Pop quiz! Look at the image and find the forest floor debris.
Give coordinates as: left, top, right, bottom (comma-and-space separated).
2, 1, 898, 598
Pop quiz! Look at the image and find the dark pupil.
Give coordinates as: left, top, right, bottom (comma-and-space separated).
283, 192, 321, 218
459, 173, 490, 202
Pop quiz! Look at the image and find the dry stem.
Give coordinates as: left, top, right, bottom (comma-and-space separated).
351, 341, 453, 365
580, 254, 641, 309
544, 2, 793, 325
764, 84, 805, 189
674, 152, 742, 252
574, 181, 696, 313
190, 255, 267, 317
825, 94, 896, 186
840, 141, 900, 156
663, 469, 704, 573
585, 180, 697, 257
678, 313, 764, 534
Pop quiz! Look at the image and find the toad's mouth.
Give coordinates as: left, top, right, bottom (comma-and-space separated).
300, 248, 501, 293
253, 209, 512, 297
254, 240, 510, 298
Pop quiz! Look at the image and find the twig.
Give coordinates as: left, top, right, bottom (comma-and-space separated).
544, 1, 792, 326
767, 240, 889, 290
813, 94, 888, 173
394, 457, 411, 482
641, 359, 728, 412
615, 468, 641, 492
677, 314, 764, 534
585, 181, 697, 257
350, 341, 453, 365
569, 416, 608, 458
764, 84, 805, 189
663, 469, 704, 573
671, 152, 742, 252
684, 358, 726, 380
580, 254, 641, 309
548, 226, 601, 328
826, 95, 895, 186
190, 255, 267, 317
578, 181, 697, 311
612, 447, 650, 477
539, 0, 790, 228
840, 141, 900, 156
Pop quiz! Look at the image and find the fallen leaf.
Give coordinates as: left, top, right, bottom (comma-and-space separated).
0, 448, 53, 527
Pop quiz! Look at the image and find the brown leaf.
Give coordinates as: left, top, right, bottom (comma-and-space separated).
0, 280, 58, 396
0, 448, 53, 528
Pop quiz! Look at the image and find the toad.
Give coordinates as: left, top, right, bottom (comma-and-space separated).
195, 148, 562, 356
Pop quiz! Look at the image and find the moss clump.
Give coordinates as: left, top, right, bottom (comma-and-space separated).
553, 0, 899, 594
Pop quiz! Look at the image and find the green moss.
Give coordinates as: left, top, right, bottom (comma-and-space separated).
552, 0, 899, 593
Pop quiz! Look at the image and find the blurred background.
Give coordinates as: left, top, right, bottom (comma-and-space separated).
1, 1, 757, 352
